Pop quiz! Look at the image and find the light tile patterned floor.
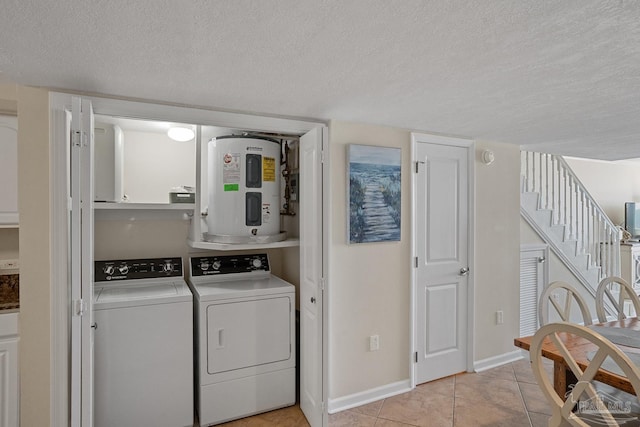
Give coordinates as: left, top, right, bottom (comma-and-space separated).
217, 359, 553, 426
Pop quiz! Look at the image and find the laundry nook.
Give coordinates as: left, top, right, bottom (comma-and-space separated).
44, 93, 327, 427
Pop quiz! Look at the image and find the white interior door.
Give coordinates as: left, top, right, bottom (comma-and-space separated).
299, 126, 326, 427
414, 137, 471, 384
70, 97, 95, 427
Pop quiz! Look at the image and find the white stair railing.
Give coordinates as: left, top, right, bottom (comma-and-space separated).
521, 151, 620, 280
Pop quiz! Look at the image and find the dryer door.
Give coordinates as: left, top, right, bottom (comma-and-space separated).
207, 296, 292, 374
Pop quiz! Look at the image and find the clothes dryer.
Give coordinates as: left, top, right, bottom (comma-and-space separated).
188, 253, 296, 426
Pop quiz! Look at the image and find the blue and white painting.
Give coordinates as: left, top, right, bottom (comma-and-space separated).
348, 144, 401, 243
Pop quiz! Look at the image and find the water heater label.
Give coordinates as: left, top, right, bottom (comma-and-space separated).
223, 153, 240, 191
263, 156, 276, 182
263, 203, 271, 223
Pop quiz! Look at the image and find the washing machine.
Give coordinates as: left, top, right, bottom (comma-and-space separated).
188, 253, 296, 426
93, 257, 193, 427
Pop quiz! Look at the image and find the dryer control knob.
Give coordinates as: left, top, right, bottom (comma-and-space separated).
212, 260, 222, 270
163, 262, 174, 273
118, 264, 129, 275
104, 265, 115, 275
252, 258, 262, 268
199, 261, 210, 271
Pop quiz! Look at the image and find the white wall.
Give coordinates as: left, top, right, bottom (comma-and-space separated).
564, 157, 640, 226
123, 130, 196, 203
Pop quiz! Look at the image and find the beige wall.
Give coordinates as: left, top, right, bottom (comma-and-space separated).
12, 88, 525, 418
17, 86, 51, 426
328, 124, 521, 401
473, 141, 521, 361
329, 121, 411, 398
564, 157, 640, 226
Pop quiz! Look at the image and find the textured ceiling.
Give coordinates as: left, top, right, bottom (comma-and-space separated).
2, 1, 640, 160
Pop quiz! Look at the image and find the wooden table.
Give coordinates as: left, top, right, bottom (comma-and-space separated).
514, 318, 640, 398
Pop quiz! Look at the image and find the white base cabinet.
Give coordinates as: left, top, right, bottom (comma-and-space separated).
0, 312, 19, 427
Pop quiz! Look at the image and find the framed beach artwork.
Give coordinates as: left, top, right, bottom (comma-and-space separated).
347, 144, 401, 244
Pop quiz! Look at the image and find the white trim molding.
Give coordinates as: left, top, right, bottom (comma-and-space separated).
327, 380, 411, 414
473, 350, 524, 373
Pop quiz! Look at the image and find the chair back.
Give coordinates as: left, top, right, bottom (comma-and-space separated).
531, 322, 640, 426
539, 281, 592, 326
596, 276, 640, 323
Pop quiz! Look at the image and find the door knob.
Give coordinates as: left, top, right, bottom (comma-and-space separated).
310, 297, 316, 304
459, 267, 470, 276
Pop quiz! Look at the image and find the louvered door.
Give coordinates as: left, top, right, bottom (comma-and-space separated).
520, 246, 548, 336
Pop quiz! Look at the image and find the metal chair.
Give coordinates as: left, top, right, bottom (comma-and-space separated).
531, 322, 640, 426
595, 276, 640, 323
539, 281, 593, 326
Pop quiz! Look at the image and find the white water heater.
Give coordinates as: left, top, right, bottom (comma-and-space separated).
206, 136, 285, 243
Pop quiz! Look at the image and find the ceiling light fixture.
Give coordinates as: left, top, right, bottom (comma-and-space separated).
167, 127, 195, 142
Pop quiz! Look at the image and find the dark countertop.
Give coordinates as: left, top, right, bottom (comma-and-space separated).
0, 274, 19, 311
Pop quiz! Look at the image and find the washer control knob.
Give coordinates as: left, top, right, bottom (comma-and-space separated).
212, 260, 222, 270
199, 260, 210, 271
104, 265, 115, 275
163, 262, 174, 273
252, 258, 262, 269
118, 264, 129, 275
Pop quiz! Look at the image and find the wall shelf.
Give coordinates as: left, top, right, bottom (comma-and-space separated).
94, 202, 194, 221
187, 238, 300, 251
94, 202, 195, 210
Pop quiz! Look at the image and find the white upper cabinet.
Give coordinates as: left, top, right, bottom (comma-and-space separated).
0, 115, 18, 227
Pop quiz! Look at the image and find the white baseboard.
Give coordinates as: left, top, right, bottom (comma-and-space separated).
473, 350, 524, 372
327, 379, 411, 414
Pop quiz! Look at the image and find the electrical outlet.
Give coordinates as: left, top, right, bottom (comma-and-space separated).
496, 310, 504, 325
0, 259, 19, 270
369, 335, 380, 351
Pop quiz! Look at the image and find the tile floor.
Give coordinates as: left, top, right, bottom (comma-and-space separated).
217, 358, 554, 427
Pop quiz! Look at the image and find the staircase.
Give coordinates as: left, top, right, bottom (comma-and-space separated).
520, 151, 620, 299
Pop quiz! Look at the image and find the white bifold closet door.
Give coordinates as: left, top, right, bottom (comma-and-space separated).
70, 97, 95, 427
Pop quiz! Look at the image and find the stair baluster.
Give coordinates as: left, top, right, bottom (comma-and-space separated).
521, 151, 620, 297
